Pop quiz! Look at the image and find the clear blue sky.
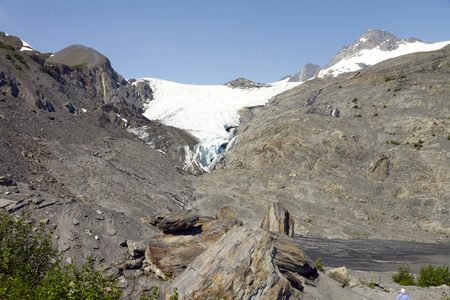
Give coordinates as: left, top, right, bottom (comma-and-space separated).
1, 0, 449, 84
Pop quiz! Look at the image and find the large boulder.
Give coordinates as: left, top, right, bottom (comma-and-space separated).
156, 210, 199, 234
167, 226, 293, 300
271, 232, 316, 276
260, 202, 294, 236
145, 216, 238, 279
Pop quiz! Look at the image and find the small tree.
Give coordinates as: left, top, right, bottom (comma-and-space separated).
0, 209, 120, 299
392, 265, 415, 286
417, 264, 450, 288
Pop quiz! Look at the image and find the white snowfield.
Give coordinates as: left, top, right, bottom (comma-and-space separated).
319, 40, 450, 78
136, 78, 300, 171
140, 78, 300, 142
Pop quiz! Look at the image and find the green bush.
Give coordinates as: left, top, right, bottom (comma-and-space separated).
392, 265, 415, 286
12, 53, 29, 69
314, 257, 324, 272
0, 210, 120, 299
417, 264, 450, 287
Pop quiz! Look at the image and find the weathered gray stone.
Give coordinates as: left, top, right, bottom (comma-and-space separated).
0, 198, 14, 208
145, 216, 237, 279
167, 226, 293, 300
261, 202, 294, 236
156, 210, 199, 234
127, 240, 147, 258
270, 232, 316, 276
125, 258, 143, 270
328, 266, 349, 286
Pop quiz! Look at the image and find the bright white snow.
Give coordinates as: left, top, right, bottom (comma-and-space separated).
319, 40, 450, 78
140, 78, 299, 141
136, 78, 300, 170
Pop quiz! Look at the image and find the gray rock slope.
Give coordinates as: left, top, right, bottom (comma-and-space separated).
0, 32, 196, 266
194, 44, 450, 243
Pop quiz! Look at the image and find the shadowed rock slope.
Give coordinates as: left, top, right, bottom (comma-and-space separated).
194, 44, 450, 243
0, 33, 196, 266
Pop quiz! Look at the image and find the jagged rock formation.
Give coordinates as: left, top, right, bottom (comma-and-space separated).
324, 29, 406, 70
261, 202, 294, 236
288, 63, 322, 82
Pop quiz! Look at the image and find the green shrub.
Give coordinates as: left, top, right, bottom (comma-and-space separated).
390, 140, 400, 145
353, 105, 359, 109
314, 257, 324, 272
417, 264, 450, 287
392, 265, 415, 286
5, 54, 12, 60
385, 76, 395, 82
14, 64, 23, 71
12, 53, 29, 69
0, 210, 120, 299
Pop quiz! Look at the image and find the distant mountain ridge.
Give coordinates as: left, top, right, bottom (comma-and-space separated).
286, 29, 450, 82
318, 29, 450, 77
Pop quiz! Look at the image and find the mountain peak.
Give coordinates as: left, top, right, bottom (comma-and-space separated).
318, 29, 448, 78
288, 63, 321, 82
46, 44, 109, 68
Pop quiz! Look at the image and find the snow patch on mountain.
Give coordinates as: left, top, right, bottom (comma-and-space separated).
319, 39, 450, 78
136, 78, 300, 171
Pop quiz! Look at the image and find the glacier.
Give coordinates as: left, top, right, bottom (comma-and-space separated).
134, 78, 301, 172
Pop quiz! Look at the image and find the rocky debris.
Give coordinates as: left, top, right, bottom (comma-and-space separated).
216, 205, 237, 220
154, 210, 199, 234
271, 232, 316, 276
0, 198, 15, 209
145, 213, 238, 279
260, 202, 294, 236
167, 225, 294, 300
141, 205, 316, 299
327, 266, 349, 287
369, 153, 392, 178
127, 240, 147, 258
0, 175, 16, 186
283, 271, 304, 291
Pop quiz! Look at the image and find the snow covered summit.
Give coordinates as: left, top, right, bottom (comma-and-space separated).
318, 29, 450, 78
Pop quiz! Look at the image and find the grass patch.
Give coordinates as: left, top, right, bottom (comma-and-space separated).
390, 140, 400, 145
70, 62, 88, 69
